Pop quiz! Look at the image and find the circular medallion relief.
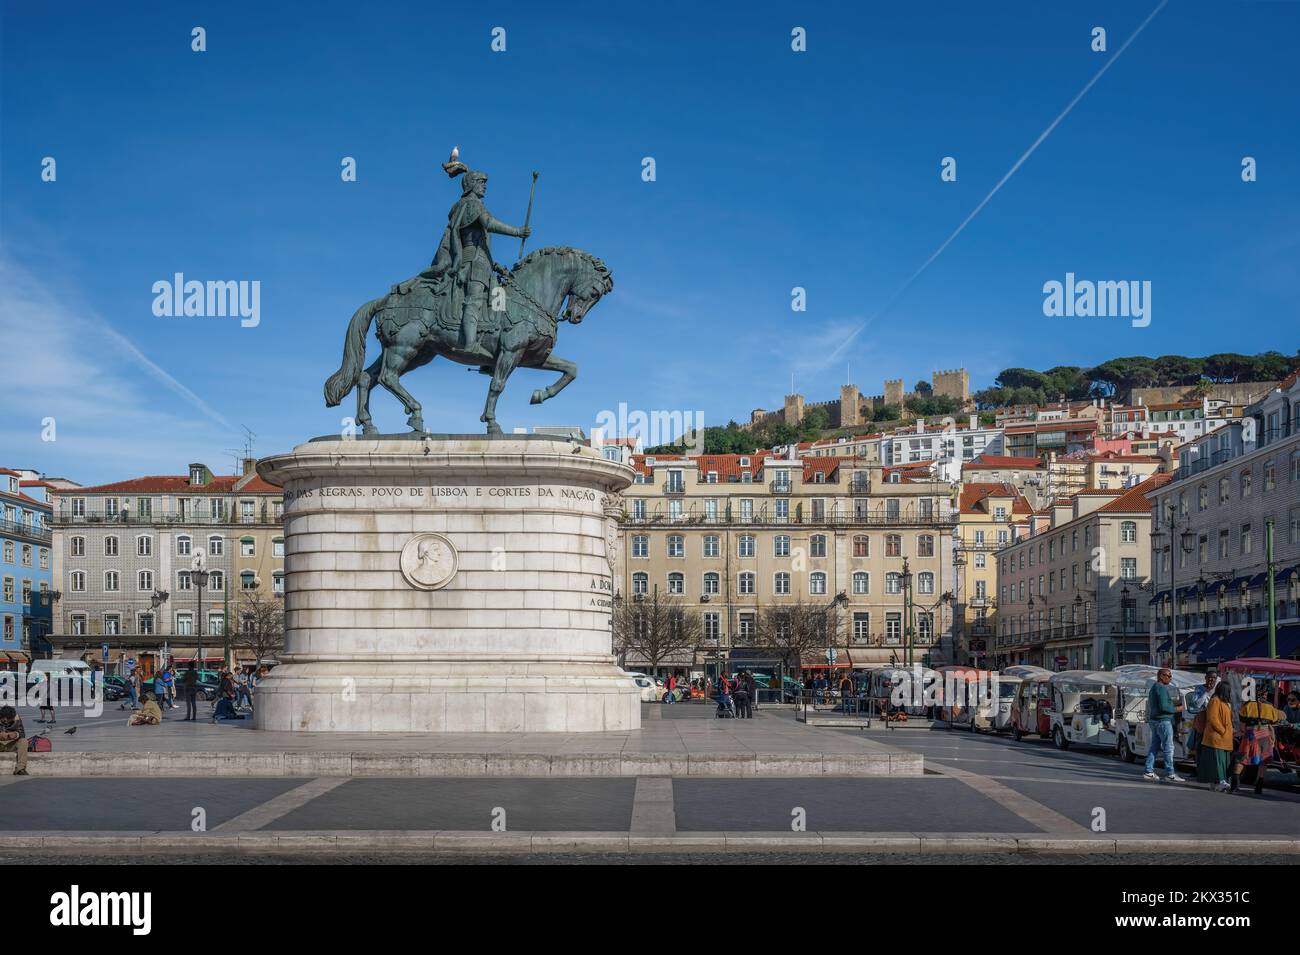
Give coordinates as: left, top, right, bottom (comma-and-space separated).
399, 533, 458, 591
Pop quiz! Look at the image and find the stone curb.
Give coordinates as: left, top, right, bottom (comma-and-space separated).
4, 832, 1298, 855
0, 751, 916, 778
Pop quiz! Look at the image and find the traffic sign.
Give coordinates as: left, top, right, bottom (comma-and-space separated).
825, 647, 838, 664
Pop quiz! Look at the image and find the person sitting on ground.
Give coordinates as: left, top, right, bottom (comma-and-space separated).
0, 705, 29, 776
129, 693, 163, 726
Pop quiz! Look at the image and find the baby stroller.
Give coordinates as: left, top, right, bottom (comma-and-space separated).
715, 691, 736, 719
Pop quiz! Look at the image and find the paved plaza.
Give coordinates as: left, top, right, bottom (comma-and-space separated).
3, 703, 1296, 857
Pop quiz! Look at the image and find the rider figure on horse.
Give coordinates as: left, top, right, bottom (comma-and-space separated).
398, 166, 531, 351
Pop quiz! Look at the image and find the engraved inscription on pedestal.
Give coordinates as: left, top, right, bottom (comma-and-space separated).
399, 532, 458, 591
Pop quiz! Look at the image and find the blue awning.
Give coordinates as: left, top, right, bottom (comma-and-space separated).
1275, 624, 1300, 658
1247, 572, 1269, 588
1149, 590, 1168, 605
1198, 628, 1267, 663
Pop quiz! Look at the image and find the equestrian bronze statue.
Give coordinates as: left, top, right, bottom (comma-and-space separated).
324, 154, 613, 435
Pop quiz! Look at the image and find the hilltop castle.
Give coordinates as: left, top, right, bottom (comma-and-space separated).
750, 368, 971, 430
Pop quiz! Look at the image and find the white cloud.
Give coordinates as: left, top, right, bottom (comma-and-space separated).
0, 257, 240, 481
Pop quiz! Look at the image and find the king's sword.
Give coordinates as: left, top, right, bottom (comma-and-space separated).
519, 171, 539, 259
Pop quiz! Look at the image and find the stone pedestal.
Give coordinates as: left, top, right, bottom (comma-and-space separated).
252, 435, 639, 732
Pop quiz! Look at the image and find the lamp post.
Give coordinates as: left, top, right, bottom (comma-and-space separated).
150, 589, 170, 671
191, 563, 210, 671
1151, 503, 1196, 669
900, 558, 914, 667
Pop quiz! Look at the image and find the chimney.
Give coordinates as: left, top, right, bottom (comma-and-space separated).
242, 457, 256, 476
969, 414, 977, 430
916, 417, 925, 434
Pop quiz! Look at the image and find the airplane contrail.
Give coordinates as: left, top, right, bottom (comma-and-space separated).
827, 0, 1170, 365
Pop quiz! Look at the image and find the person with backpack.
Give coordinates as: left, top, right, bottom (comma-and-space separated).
0, 706, 28, 776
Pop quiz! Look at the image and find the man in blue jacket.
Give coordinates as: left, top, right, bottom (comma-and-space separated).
1144, 668, 1186, 782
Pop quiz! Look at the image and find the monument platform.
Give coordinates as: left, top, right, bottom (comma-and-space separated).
1, 705, 921, 777
254, 435, 639, 733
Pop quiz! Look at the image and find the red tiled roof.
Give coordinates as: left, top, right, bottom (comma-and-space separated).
1097, 474, 1173, 514
67, 474, 280, 495
959, 482, 1030, 516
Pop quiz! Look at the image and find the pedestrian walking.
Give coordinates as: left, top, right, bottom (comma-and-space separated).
129, 668, 142, 710
1143, 668, 1186, 782
664, 673, 676, 705
1195, 683, 1233, 791
1185, 668, 1219, 761
1230, 699, 1281, 795
151, 671, 168, 716
732, 671, 752, 718
180, 664, 198, 721
839, 673, 855, 714
743, 670, 756, 709
162, 667, 176, 709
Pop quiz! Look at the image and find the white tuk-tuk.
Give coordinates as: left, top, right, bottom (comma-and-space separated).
995, 665, 1052, 734
1111, 668, 1202, 764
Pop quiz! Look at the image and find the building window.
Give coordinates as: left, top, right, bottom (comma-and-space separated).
703, 535, 719, 558
138, 570, 153, 592
886, 572, 901, 595
853, 535, 869, 557
240, 571, 258, 590
667, 535, 684, 558
667, 572, 684, 595
70, 614, 87, 635
885, 534, 902, 557
208, 536, 224, 557
1240, 469, 1252, 498
104, 571, 119, 592
176, 613, 193, 637
853, 612, 871, 644
917, 534, 935, 557
917, 571, 935, 594
272, 573, 284, 596
738, 572, 755, 596
809, 572, 827, 595
1240, 524, 1252, 556
810, 535, 827, 558
240, 537, 256, 557
885, 613, 902, 644
632, 536, 648, 558
774, 535, 790, 558
738, 535, 755, 558
138, 612, 155, 636
774, 572, 791, 595
632, 573, 648, 595
703, 572, 719, 595
209, 571, 223, 592
1120, 521, 1137, 543
136, 535, 152, 557
918, 613, 933, 644
70, 536, 85, 557
852, 571, 869, 595
103, 614, 120, 636
104, 536, 119, 557
273, 537, 285, 557
704, 613, 720, 642
70, 571, 86, 592
1218, 478, 1230, 505
176, 535, 192, 556
39, 547, 48, 570
209, 613, 226, 636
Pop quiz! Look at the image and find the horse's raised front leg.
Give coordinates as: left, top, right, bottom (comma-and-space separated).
377, 344, 426, 433
530, 355, 577, 405
355, 357, 380, 436
481, 347, 522, 434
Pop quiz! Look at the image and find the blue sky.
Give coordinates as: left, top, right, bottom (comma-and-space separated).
2, 0, 1297, 485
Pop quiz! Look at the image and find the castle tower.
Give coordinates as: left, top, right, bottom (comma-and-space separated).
840, 384, 861, 428
883, 378, 905, 408
784, 393, 806, 426
932, 368, 970, 402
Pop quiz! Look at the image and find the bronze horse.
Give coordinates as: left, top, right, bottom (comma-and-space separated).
323, 246, 613, 434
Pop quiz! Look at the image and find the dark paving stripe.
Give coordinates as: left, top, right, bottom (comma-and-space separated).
265, 778, 637, 831
0, 778, 304, 831
673, 778, 1031, 832
995, 776, 1300, 835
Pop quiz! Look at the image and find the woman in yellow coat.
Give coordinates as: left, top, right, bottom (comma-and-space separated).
1196, 683, 1234, 791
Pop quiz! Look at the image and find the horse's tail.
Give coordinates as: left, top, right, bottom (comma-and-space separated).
323, 297, 381, 407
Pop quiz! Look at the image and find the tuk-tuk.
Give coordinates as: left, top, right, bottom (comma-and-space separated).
1220, 658, 1300, 774
1046, 670, 1123, 751
996, 665, 1051, 735
1110, 668, 1202, 763
934, 665, 1001, 732
1009, 670, 1054, 741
